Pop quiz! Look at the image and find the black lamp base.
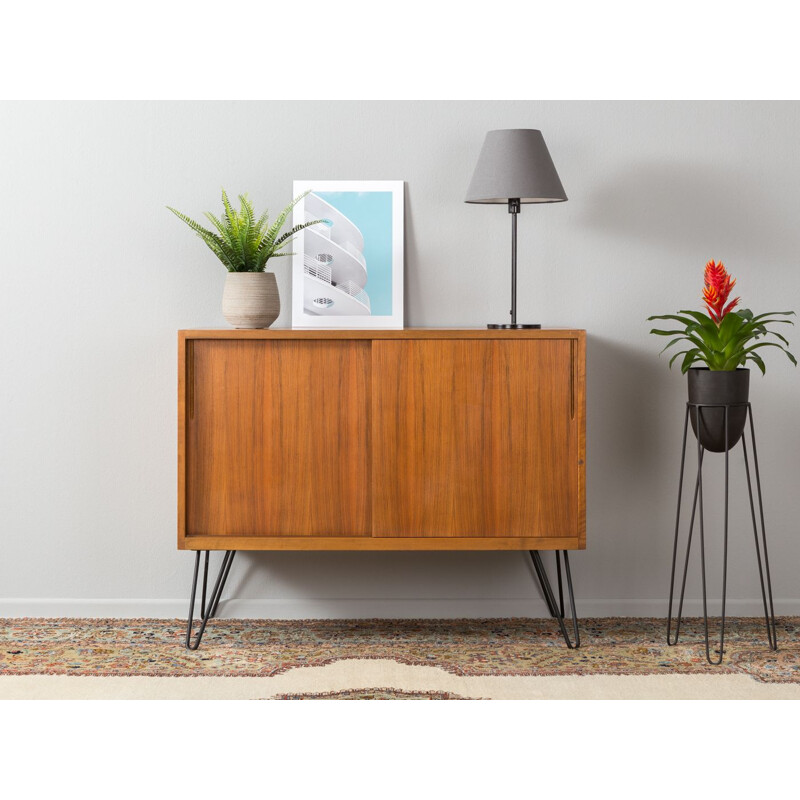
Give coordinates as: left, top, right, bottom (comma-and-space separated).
487, 323, 541, 329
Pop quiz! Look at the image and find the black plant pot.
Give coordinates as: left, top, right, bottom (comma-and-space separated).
687, 367, 750, 453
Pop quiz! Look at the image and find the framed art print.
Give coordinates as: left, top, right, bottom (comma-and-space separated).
292, 180, 404, 328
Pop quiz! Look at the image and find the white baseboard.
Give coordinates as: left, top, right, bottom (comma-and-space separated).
1, 597, 798, 619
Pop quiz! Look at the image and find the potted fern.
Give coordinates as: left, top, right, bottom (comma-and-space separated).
648, 260, 795, 451
168, 190, 324, 328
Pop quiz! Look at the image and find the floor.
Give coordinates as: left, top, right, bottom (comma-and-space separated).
1, 616, 797, 699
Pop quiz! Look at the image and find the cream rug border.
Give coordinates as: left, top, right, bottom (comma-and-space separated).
3, 659, 800, 700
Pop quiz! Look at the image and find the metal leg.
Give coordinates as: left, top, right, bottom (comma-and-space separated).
667, 402, 777, 665
208, 551, 236, 619
696, 406, 729, 665
670, 457, 705, 645
743, 405, 778, 650
185, 550, 236, 651
529, 550, 580, 648
668, 407, 690, 644
529, 549, 559, 617
199, 551, 209, 619
668, 407, 709, 646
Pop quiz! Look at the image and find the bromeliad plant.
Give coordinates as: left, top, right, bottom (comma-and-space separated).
167, 189, 324, 272
648, 260, 796, 374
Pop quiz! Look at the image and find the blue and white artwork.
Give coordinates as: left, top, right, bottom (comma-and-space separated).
292, 181, 404, 328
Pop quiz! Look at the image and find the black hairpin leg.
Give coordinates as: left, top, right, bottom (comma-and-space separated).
667, 407, 704, 646
667, 403, 777, 665
697, 405, 729, 665
185, 550, 236, 650
742, 408, 778, 650
529, 550, 580, 648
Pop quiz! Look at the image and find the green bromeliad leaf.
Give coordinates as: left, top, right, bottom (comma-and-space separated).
649, 303, 796, 374
749, 352, 767, 374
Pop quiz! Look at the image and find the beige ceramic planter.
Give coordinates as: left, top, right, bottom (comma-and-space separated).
222, 272, 280, 329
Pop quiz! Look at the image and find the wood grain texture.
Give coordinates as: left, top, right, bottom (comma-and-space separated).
182, 535, 581, 551
178, 332, 187, 547
181, 328, 583, 340
184, 340, 370, 538
178, 330, 586, 550
574, 332, 587, 548
371, 339, 579, 539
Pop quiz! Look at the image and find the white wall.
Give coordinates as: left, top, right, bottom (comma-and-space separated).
1, 101, 798, 618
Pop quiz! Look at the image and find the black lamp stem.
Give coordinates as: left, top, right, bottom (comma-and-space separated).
509, 198, 519, 325
487, 200, 540, 329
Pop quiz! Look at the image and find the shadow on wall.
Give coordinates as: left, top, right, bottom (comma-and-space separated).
219, 549, 548, 612
580, 161, 800, 260
218, 339, 684, 609
587, 335, 684, 484
403, 184, 421, 326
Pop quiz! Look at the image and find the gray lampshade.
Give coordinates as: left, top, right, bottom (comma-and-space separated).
465, 129, 567, 204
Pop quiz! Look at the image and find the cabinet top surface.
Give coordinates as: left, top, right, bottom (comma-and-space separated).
180, 327, 585, 340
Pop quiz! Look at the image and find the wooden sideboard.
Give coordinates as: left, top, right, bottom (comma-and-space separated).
179, 328, 586, 649
178, 328, 585, 551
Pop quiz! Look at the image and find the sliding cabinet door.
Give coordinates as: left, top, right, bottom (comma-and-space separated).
371, 339, 579, 538
186, 339, 370, 537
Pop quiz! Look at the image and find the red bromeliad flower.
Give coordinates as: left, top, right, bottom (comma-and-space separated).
702, 260, 740, 324
650, 260, 795, 374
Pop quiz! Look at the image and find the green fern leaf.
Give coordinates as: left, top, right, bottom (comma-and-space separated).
169, 189, 321, 273
167, 206, 237, 270
221, 189, 241, 240
263, 191, 311, 251
203, 212, 237, 254
273, 218, 327, 251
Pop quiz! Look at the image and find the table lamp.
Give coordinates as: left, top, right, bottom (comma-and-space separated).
465, 129, 567, 328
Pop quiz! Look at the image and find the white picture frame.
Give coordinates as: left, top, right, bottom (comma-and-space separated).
291, 180, 404, 329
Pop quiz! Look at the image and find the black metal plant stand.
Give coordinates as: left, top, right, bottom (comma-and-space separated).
667, 402, 778, 665
529, 550, 580, 648
184, 548, 580, 651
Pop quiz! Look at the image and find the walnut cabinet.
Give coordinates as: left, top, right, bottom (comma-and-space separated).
178, 329, 585, 552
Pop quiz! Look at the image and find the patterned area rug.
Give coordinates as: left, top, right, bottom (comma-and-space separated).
272, 688, 477, 700
1, 616, 798, 698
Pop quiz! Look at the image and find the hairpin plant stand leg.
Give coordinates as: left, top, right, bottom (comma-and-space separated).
529, 550, 580, 648
667, 403, 777, 665
185, 550, 237, 650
